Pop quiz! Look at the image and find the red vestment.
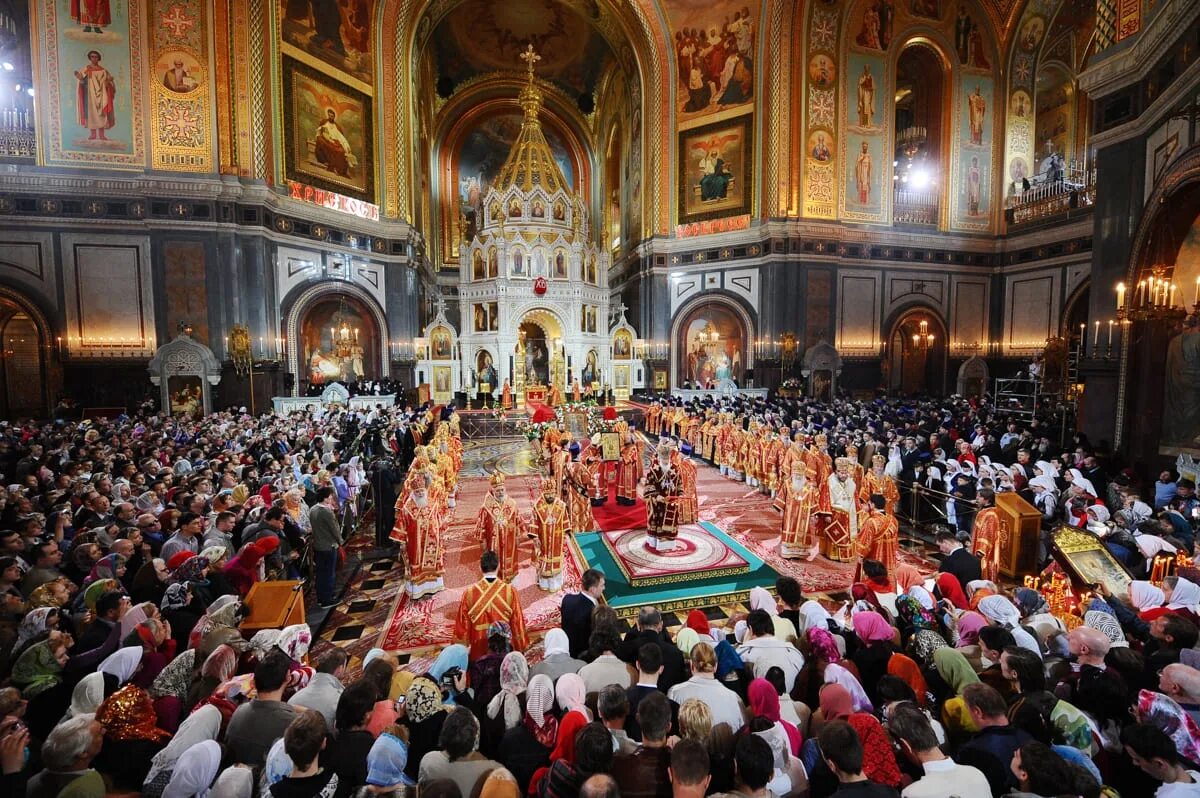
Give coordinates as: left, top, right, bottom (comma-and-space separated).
855, 510, 899, 580
475, 497, 523, 582
971, 506, 1003, 582
454, 576, 529, 660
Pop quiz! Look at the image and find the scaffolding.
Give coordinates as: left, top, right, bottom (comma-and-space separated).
993, 376, 1041, 424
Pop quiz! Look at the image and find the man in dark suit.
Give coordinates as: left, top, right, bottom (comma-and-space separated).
616, 606, 686, 692
936, 528, 982, 591
561, 567, 606, 658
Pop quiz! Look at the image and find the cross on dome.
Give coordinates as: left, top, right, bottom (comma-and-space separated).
519, 44, 541, 76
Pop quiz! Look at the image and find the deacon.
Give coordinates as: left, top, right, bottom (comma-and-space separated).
971, 488, 1003, 582
396, 480, 445, 599
616, 425, 642, 506
454, 551, 529, 660
474, 472, 524, 582
671, 444, 698, 526
589, 437, 611, 506
531, 477, 570, 591
644, 442, 683, 552
567, 451, 597, 533
824, 457, 858, 562
855, 494, 899, 580
552, 438, 572, 498
781, 460, 822, 560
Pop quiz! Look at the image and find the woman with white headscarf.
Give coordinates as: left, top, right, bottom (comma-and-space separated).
162, 739, 222, 798
98, 645, 145, 685
529, 628, 584, 683
208, 765, 253, 798
143, 704, 222, 797
976, 595, 1042, 658
1028, 476, 1058, 522
66, 671, 108, 718
734, 587, 798, 643
1033, 460, 1059, 480
1164, 576, 1200, 622
1065, 468, 1098, 498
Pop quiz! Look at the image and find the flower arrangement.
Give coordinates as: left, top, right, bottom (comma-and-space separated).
781, 378, 801, 389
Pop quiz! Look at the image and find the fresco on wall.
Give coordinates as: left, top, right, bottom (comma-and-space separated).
854, 0, 894, 50
802, 5, 839, 219
39, 0, 146, 168
678, 304, 745, 388
280, 0, 373, 87
677, 114, 753, 223
841, 49, 887, 221
1035, 69, 1073, 161
664, 0, 757, 125
454, 112, 576, 243
149, 0, 212, 172
282, 56, 374, 202
952, 76, 993, 230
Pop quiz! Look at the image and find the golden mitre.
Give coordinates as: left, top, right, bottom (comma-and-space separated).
489, 472, 505, 488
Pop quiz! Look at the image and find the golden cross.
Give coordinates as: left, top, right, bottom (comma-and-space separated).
520, 44, 541, 74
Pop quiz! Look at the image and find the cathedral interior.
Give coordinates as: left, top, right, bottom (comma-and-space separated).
0, 0, 1194, 461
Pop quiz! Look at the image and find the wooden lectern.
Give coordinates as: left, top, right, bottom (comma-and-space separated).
994, 493, 1042, 579
241, 580, 306, 632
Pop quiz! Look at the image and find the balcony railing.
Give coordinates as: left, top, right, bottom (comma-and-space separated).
892, 186, 938, 226
0, 109, 34, 159
1005, 164, 1095, 227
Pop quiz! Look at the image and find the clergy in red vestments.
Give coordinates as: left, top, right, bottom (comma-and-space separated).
616, 429, 642, 506
474, 472, 524, 582
454, 550, 529, 660
396, 483, 444, 600
971, 488, 1003, 582
855, 494, 900, 581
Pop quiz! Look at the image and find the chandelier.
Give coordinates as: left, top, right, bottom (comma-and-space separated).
897, 125, 926, 159
911, 319, 935, 349
329, 296, 359, 345
697, 320, 720, 345
1116, 217, 1192, 323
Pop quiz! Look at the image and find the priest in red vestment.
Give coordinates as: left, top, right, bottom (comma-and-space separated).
530, 477, 570, 591
454, 550, 529, 660
971, 488, 1003, 582
616, 428, 642, 506
474, 472, 524, 582
395, 483, 445, 600
855, 494, 900, 581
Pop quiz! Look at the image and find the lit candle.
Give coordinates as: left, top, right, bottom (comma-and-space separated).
1195, 276, 1199, 305
1136, 280, 1144, 306
1116, 282, 1126, 309
1093, 320, 1100, 346
1107, 319, 1114, 347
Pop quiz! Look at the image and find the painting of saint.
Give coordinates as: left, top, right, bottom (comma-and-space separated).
431, 327, 451, 360
679, 115, 752, 222
488, 302, 499, 332
487, 248, 498, 278
910, 0, 939, 18
168, 376, 203, 418
284, 58, 373, 200
613, 330, 632, 360
855, 1, 892, 50
969, 27, 990, 68
160, 54, 200, 93
1020, 16, 1045, 51
474, 304, 486, 332
71, 0, 111, 33
582, 350, 598, 385
856, 64, 875, 127
553, 201, 566, 220
554, 250, 567, 279
280, 0, 373, 85
433, 366, 452, 397
532, 199, 545, 218
855, 141, 872, 204
477, 351, 497, 392
472, 250, 484, 280
512, 248, 526, 277
810, 132, 832, 162
586, 255, 597, 284
967, 156, 982, 215
74, 50, 116, 142
1010, 91, 1030, 119
954, 6, 972, 63
808, 55, 835, 88
680, 305, 744, 388
669, 1, 756, 121
968, 85, 986, 145
508, 198, 522, 218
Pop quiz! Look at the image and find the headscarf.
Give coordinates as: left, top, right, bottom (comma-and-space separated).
1034, 460, 1059, 479
247, 629, 281, 656
84, 578, 120, 611
799, 599, 834, 633
548, 709, 587, 764
1136, 688, 1200, 764
95, 684, 171, 742
87, 553, 127, 584
748, 677, 802, 754
170, 555, 210, 586
977, 595, 1021, 628
933, 647, 980, 694
819, 682, 855, 720
955, 612, 988, 648
276, 624, 312, 661
199, 546, 228, 564
209, 766, 253, 798
68, 672, 108, 717
12, 639, 63, 698
99, 646, 145, 685
403, 677, 444, 725
27, 581, 67, 609
542, 629, 570, 658
851, 582, 887, 616
554, 673, 588, 719
895, 565, 924, 593
1013, 587, 1050, 618
848, 713, 904, 787
750, 586, 776, 613
853, 610, 894, 643
523, 674, 558, 748
1029, 475, 1058, 495
686, 609, 712, 638
887, 653, 928, 707
146, 705, 222, 788
262, 739, 293, 789
161, 582, 191, 612
15, 607, 56, 647
908, 585, 936, 611
1085, 610, 1128, 648
1066, 468, 1097, 497
911, 629, 950, 663
824, 663, 873, 712
150, 648, 197, 701
675, 627, 700, 656
935, 573, 968, 610
896, 595, 937, 632
162, 740, 222, 798
1167, 578, 1200, 612
479, 769, 521, 798
486, 652, 528, 729
807, 627, 842, 663
120, 603, 150, 639
365, 732, 415, 788
1130, 581, 1167, 611
428, 644, 468, 703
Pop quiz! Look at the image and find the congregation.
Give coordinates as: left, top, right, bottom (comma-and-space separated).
0, 390, 1198, 798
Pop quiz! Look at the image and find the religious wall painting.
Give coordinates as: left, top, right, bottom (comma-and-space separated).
519, 321, 550, 385
808, 130, 834, 163
586, 254, 598, 284
300, 296, 376, 384
167, 375, 203, 418
279, 0, 373, 87
849, 59, 881, 132
162, 241, 209, 348
964, 83, 988, 146
1034, 69, 1073, 162
1020, 16, 1046, 51
487, 248, 498, 278
665, 0, 757, 124
155, 49, 202, 93
842, 52, 886, 220
432, 365, 452, 399
553, 248, 568, 280
1010, 90, 1032, 120
430, 326, 452, 360
679, 304, 745, 388
489, 302, 499, 332
853, 0, 894, 51
282, 57, 374, 202
582, 349, 599, 387
809, 54, 836, 89
473, 303, 487, 332
953, 4, 973, 63
453, 112, 576, 245
150, 0, 213, 173
678, 114, 753, 224
612, 329, 633, 360
41, 0, 147, 167
908, 0, 940, 19
476, 349, 497, 393
952, 76, 993, 230
613, 364, 630, 391
511, 246, 526, 278
472, 249, 484, 280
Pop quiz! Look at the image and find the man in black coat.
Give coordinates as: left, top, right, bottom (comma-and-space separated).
561, 567, 606, 658
936, 528, 982, 591
616, 606, 685, 691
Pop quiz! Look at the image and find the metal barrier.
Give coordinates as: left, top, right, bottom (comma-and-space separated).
896, 481, 979, 536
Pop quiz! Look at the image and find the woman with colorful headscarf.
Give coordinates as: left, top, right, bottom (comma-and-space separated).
222, 537, 278, 597
84, 552, 128, 587
1135, 687, 1200, 765
748, 677, 801, 755
895, 593, 939, 639
275, 623, 314, 691
184, 643, 239, 715
94, 683, 172, 789
850, 610, 896, 707
823, 662, 873, 713
12, 633, 68, 698
886, 651, 929, 707
805, 683, 903, 791
486, 651, 528, 731
402, 677, 448, 783
127, 618, 177, 689
189, 594, 241, 650
13, 606, 58, 653
495, 673, 554, 794
933, 647, 981, 744
952, 610, 988, 671
27, 578, 70, 610
131, 558, 171, 607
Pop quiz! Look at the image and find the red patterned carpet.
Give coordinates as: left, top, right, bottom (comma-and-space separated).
372, 442, 935, 658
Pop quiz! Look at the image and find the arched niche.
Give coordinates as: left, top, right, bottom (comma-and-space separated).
148, 333, 222, 417
956, 355, 989, 398
892, 40, 952, 227
282, 280, 391, 394
885, 306, 948, 395
801, 340, 843, 401
673, 299, 750, 390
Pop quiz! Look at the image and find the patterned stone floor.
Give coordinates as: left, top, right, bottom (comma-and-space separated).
312, 437, 937, 673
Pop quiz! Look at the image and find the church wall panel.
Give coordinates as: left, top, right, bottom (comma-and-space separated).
147, 0, 213, 172
806, 268, 834, 347
60, 234, 154, 355
950, 278, 989, 348
160, 239, 209, 347
1004, 272, 1058, 351
836, 271, 881, 348
0, 233, 57, 317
